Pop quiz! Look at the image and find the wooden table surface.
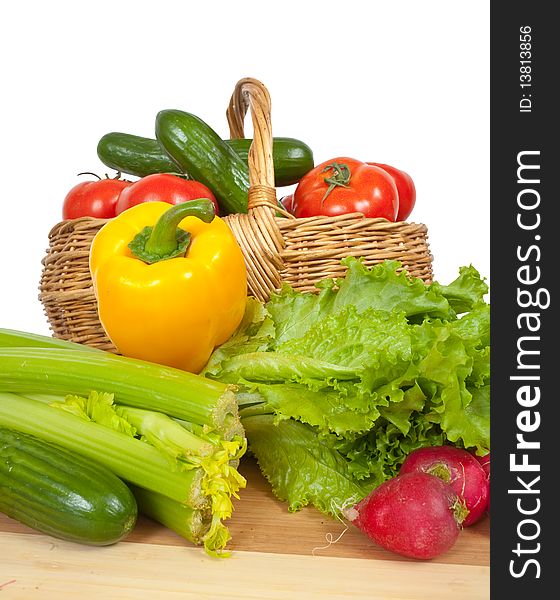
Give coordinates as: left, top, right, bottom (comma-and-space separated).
0, 457, 490, 600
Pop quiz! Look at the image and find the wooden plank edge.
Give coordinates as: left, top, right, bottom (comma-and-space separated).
1, 532, 489, 600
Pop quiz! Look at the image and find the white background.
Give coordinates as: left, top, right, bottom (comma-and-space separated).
0, 0, 489, 337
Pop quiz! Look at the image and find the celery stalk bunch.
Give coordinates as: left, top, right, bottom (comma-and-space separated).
0, 330, 247, 556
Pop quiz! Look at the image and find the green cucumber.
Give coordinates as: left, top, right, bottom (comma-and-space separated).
228, 137, 314, 186
97, 132, 179, 179
155, 110, 250, 215
0, 428, 137, 545
98, 132, 314, 187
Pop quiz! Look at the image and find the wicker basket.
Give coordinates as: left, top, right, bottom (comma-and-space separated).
39, 77, 433, 351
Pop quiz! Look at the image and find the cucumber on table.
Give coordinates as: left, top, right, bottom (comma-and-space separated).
98, 132, 314, 188
0, 428, 137, 546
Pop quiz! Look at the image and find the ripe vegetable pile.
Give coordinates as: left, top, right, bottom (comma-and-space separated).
203, 260, 490, 526
58, 103, 420, 377
0, 89, 490, 562
64, 106, 415, 224
2, 258, 489, 559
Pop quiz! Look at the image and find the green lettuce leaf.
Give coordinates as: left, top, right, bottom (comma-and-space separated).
278, 305, 413, 376
331, 418, 446, 484
216, 352, 359, 384
267, 259, 466, 347
428, 383, 490, 453
256, 384, 385, 436
243, 414, 368, 514
202, 298, 274, 378
435, 265, 489, 314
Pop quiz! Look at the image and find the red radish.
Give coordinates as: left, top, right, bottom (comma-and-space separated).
344, 472, 466, 560
475, 452, 490, 513
475, 452, 490, 477
400, 445, 489, 526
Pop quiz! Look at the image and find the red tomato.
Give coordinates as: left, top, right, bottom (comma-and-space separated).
280, 193, 295, 214
115, 173, 220, 216
292, 157, 398, 220
62, 177, 132, 219
368, 163, 416, 221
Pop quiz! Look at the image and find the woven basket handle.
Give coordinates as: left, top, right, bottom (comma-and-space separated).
226, 77, 279, 214
224, 77, 291, 301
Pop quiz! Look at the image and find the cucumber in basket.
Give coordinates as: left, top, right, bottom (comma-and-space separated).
97, 132, 314, 187
155, 109, 250, 215
97, 132, 178, 179
0, 428, 137, 545
230, 137, 314, 187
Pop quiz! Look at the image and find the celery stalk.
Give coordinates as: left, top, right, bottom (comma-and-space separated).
117, 406, 247, 539
129, 486, 233, 557
18, 393, 59, 404
118, 406, 214, 458
130, 485, 211, 546
0, 333, 248, 556
0, 328, 102, 352
0, 392, 206, 508
1, 393, 241, 556
0, 347, 242, 439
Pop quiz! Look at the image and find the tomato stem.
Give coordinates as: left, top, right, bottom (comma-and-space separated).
77, 171, 102, 180
321, 162, 351, 202
77, 171, 128, 181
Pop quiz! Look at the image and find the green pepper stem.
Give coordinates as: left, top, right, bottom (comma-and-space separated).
128, 199, 215, 264
145, 199, 215, 255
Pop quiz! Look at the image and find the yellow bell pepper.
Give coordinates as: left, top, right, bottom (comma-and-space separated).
89, 199, 247, 373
